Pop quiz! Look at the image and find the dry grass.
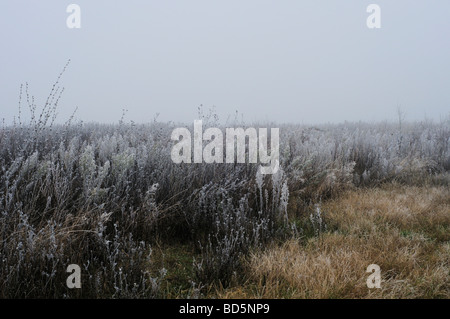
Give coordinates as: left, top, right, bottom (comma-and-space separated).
215, 184, 449, 298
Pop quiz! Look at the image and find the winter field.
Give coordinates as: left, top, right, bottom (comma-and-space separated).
1, 96, 448, 299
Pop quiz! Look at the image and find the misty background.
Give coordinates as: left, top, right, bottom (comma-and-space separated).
0, 0, 449, 124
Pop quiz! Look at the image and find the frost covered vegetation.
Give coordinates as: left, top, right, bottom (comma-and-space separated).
1, 112, 448, 298
0, 76, 449, 297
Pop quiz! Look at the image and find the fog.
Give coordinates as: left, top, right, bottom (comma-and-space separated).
1, 1, 449, 124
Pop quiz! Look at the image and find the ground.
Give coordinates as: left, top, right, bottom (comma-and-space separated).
152, 183, 450, 298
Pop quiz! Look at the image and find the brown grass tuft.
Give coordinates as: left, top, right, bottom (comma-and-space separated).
215, 184, 449, 298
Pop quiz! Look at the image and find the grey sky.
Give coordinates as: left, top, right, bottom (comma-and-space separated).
1, 1, 449, 124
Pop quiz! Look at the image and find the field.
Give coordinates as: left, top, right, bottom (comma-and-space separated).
0, 106, 449, 298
